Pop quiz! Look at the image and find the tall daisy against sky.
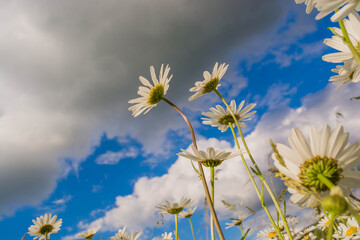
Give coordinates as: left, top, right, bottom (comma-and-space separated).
202, 100, 256, 132
28, 214, 62, 240
188, 62, 228, 101
316, 0, 360, 22
272, 124, 360, 207
329, 60, 360, 88
225, 215, 248, 229
128, 64, 172, 117
110, 226, 143, 240
76, 226, 101, 239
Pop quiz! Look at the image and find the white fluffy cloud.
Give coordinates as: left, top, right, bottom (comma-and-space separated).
0, 0, 287, 217
80, 84, 360, 233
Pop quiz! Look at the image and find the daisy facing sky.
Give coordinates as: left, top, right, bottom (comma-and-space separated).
28, 214, 62, 240
273, 124, 360, 207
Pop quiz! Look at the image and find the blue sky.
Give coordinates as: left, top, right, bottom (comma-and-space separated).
1, 0, 360, 240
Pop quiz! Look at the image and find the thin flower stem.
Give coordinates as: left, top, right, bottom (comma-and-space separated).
338, 18, 360, 66
45, 233, 48, 240
229, 123, 284, 240
239, 225, 244, 237
21, 233, 27, 240
189, 217, 197, 240
175, 214, 179, 240
162, 97, 225, 240
210, 166, 215, 240
215, 89, 293, 240
327, 215, 335, 240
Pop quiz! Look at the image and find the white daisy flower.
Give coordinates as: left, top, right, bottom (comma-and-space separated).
178, 144, 244, 167
128, 64, 172, 117
333, 216, 360, 239
161, 232, 173, 240
110, 226, 142, 240
273, 125, 360, 208
294, 226, 317, 240
329, 60, 360, 88
225, 215, 248, 229
317, 217, 331, 231
179, 207, 197, 218
257, 227, 282, 239
28, 214, 62, 240
202, 100, 256, 132
322, 11, 360, 63
316, 0, 360, 22
188, 62, 228, 101
155, 197, 193, 215
76, 226, 101, 239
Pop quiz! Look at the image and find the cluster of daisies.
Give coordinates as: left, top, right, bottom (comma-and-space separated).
296, 0, 360, 89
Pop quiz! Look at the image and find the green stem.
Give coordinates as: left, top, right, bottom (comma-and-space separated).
317, 173, 335, 189
239, 225, 244, 237
175, 214, 179, 240
327, 215, 335, 240
215, 89, 293, 240
45, 233, 48, 240
162, 97, 225, 240
210, 166, 215, 240
338, 18, 360, 66
189, 217, 196, 240
229, 123, 284, 240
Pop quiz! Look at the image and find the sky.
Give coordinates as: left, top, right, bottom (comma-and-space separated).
1, 0, 360, 240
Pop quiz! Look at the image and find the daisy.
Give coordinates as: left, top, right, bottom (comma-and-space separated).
110, 226, 143, 240
333, 216, 360, 239
28, 214, 62, 240
76, 226, 101, 239
317, 217, 331, 231
257, 227, 282, 239
202, 100, 256, 132
322, 11, 360, 63
155, 197, 193, 215
225, 215, 248, 229
161, 232, 173, 240
294, 226, 316, 240
188, 62, 228, 101
179, 207, 197, 218
316, 0, 360, 22
178, 144, 243, 167
128, 64, 172, 117
272, 125, 360, 208
329, 60, 360, 88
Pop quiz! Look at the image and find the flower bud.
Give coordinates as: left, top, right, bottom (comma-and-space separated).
322, 194, 348, 216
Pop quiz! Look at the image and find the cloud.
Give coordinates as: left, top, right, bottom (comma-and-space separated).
0, 0, 288, 217
76, 84, 360, 234
95, 147, 139, 165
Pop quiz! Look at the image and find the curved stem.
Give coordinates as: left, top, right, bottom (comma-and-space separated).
210, 166, 215, 240
239, 225, 244, 237
175, 214, 179, 240
162, 97, 225, 240
229, 123, 284, 240
214, 89, 292, 240
189, 217, 196, 240
338, 18, 360, 66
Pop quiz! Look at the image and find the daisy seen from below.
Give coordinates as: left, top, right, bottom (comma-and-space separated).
202, 100, 256, 132
333, 216, 360, 239
76, 226, 101, 239
110, 226, 143, 240
155, 197, 193, 215
225, 215, 248, 229
317, 216, 331, 231
257, 227, 283, 239
188, 62, 228, 101
161, 232, 173, 240
128, 64, 172, 117
272, 125, 360, 208
329, 60, 360, 88
294, 0, 319, 14
316, 0, 360, 22
179, 207, 197, 218
323, 11, 360, 63
28, 213, 62, 240
178, 144, 243, 168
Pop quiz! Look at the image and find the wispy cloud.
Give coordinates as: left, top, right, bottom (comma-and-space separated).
95, 147, 139, 165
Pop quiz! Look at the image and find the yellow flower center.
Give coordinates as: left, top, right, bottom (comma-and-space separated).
202, 78, 219, 94
324, 220, 330, 226
304, 235, 309, 239
148, 84, 164, 105
346, 226, 357, 236
267, 232, 276, 238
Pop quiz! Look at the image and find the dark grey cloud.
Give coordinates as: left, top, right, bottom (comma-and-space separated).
0, 0, 287, 217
